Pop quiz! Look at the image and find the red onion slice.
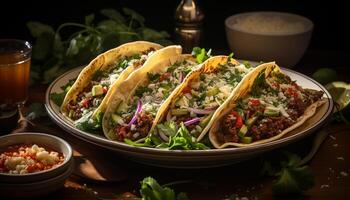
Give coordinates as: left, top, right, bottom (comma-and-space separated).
179, 72, 184, 83
184, 117, 201, 126
128, 100, 142, 126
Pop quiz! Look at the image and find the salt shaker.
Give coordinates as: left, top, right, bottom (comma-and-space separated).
174, 0, 204, 53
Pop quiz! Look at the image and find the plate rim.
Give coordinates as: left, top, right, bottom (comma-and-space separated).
45, 66, 334, 156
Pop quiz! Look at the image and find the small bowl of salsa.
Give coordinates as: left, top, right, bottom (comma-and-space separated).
0, 132, 73, 198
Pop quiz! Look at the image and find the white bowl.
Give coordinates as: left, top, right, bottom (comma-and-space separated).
0, 163, 74, 199
0, 132, 73, 183
225, 11, 313, 67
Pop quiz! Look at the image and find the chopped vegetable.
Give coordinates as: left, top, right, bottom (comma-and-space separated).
240, 136, 252, 144
91, 85, 103, 96
238, 125, 248, 138
128, 100, 142, 126
263, 107, 280, 117
186, 107, 214, 115
126, 122, 209, 150
171, 108, 189, 116
184, 118, 201, 126
191, 47, 211, 63
199, 113, 213, 128
230, 111, 243, 128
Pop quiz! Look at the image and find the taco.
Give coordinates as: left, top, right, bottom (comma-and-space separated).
60, 41, 163, 130
209, 62, 327, 148
153, 56, 255, 143
102, 46, 201, 142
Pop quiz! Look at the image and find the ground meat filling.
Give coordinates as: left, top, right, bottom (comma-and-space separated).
249, 117, 294, 141
67, 83, 94, 120
218, 73, 324, 144
221, 113, 240, 143
114, 113, 153, 141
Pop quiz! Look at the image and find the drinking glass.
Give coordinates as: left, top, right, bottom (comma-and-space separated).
0, 39, 32, 129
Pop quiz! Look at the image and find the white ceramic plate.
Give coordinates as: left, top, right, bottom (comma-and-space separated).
45, 65, 333, 168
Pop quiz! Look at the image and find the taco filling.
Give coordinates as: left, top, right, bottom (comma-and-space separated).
158, 62, 252, 138
66, 48, 155, 121
109, 60, 197, 141
217, 70, 324, 144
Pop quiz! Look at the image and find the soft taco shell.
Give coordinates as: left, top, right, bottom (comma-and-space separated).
156, 55, 252, 142
102, 45, 198, 140
60, 41, 163, 121
209, 62, 327, 148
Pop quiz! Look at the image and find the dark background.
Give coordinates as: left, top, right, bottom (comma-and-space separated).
0, 0, 348, 57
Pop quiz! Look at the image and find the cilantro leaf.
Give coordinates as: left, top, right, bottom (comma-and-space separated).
147, 72, 161, 83
140, 177, 189, 200
61, 79, 75, 92
134, 86, 152, 97
228, 52, 234, 59
74, 111, 101, 132
243, 60, 252, 68
156, 121, 177, 137
262, 152, 315, 196
123, 7, 145, 27
50, 79, 75, 106
140, 177, 176, 200
50, 92, 66, 107
85, 14, 95, 26
273, 165, 314, 195
191, 47, 211, 63
100, 8, 125, 23
167, 123, 209, 150
91, 70, 104, 81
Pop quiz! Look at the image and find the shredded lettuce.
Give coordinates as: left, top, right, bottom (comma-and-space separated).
74, 111, 102, 132
125, 122, 209, 150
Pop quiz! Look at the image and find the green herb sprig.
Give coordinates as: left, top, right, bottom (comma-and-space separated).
28, 8, 172, 85
261, 151, 315, 196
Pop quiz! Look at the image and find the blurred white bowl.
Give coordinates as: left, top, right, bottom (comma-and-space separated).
225, 11, 313, 67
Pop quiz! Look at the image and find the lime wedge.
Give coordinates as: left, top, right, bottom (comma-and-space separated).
312, 68, 338, 85
325, 82, 350, 112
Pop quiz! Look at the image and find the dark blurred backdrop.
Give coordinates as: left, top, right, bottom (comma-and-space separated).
0, 0, 348, 53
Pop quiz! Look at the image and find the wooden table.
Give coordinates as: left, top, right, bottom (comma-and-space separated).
4, 49, 350, 199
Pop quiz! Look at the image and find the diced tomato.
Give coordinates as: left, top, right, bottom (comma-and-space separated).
102, 86, 108, 94
36, 162, 44, 170
182, 86, 192, 94
272, 82, 280, 89
81, 98, 90, 108
116, 126, 128, 140
287, 88, 299, 99
26, 165, 35, 173
249, 99, 260, 106
160, 73, 171, 81
231, 111, 243, 128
